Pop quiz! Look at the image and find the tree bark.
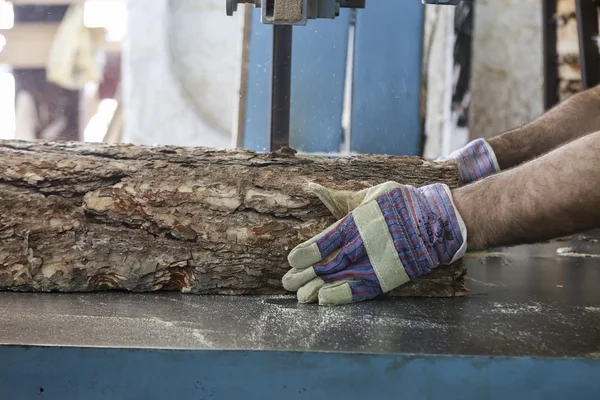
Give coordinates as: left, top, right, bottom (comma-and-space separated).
0, 140, 467, 297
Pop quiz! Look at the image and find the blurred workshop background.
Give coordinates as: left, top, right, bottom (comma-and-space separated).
0, 0, 587, 157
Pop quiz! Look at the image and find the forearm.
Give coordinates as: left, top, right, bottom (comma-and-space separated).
454, 131, 600, 250
487, 84, 600, 170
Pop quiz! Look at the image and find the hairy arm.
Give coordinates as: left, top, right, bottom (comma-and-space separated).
487, 84, 600, 170
454, 131, 600, 250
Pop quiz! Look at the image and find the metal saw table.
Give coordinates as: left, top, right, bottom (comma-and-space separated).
1, 234, 600, 399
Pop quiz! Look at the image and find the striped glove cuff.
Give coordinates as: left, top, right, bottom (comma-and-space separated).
439, 138, 500, 185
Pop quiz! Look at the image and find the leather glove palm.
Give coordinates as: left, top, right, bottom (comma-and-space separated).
282, 182, 467, 305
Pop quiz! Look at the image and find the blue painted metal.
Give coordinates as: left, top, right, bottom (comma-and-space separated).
289, 10, 349, 153
350, 0, 425, 155
1, 346, 599, 399
243, 9, 273, 152
424, 0, 464, 4
243, 8, 349, 153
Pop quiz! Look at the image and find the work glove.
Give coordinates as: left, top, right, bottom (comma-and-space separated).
282, 181, 467, 306
436, 138, 500, 185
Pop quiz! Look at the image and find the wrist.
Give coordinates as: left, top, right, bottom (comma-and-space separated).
451, 185, 488, 250
443, 138, 501, 185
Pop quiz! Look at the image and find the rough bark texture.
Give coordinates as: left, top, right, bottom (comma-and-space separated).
556, 0, 580, 100
555, 0, 600, 100
0, 140, 466, 297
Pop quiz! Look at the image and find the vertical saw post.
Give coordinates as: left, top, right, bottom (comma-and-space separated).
270, 24, 293, 150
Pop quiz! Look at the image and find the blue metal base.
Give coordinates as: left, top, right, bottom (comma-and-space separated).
1, 346, 599, 400
2, 234, 600, 399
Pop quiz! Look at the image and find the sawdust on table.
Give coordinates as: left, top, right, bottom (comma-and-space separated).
464, 251, 506, 259
556, 247, 600, 258
584, 306, 600, 313
490, 301, 542, 315
463, 251, 511, 266
577, 235, 600, 243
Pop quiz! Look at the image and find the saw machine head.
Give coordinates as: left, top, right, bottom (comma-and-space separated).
421, 0, 466, 5
223, 0, 467, 151
226, 0, 468, 25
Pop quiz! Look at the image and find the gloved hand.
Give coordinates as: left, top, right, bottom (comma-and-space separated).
282, 182, 467, 306
436, 138, 500, 185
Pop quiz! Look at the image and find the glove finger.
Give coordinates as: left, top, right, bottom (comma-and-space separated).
297, 276, 325, 304
308, 182, 355, 220
309, 181, 402, 220
287, 215, 352, 269
283, 249, 342, 291
318, 279, 381, 306
282, 267, 317, 292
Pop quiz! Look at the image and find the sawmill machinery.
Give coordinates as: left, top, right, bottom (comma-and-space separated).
225, 0, 467, 151
226, 0, 467, 25
1, 2, 600, 398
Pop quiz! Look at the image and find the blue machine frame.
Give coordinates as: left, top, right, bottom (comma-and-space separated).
2, 346, 599, 399
3, 236, 600, 398
242, 0, 424, 155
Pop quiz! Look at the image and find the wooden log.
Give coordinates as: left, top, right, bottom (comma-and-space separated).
554, 0, 600, 100
0, 140, 467, 297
